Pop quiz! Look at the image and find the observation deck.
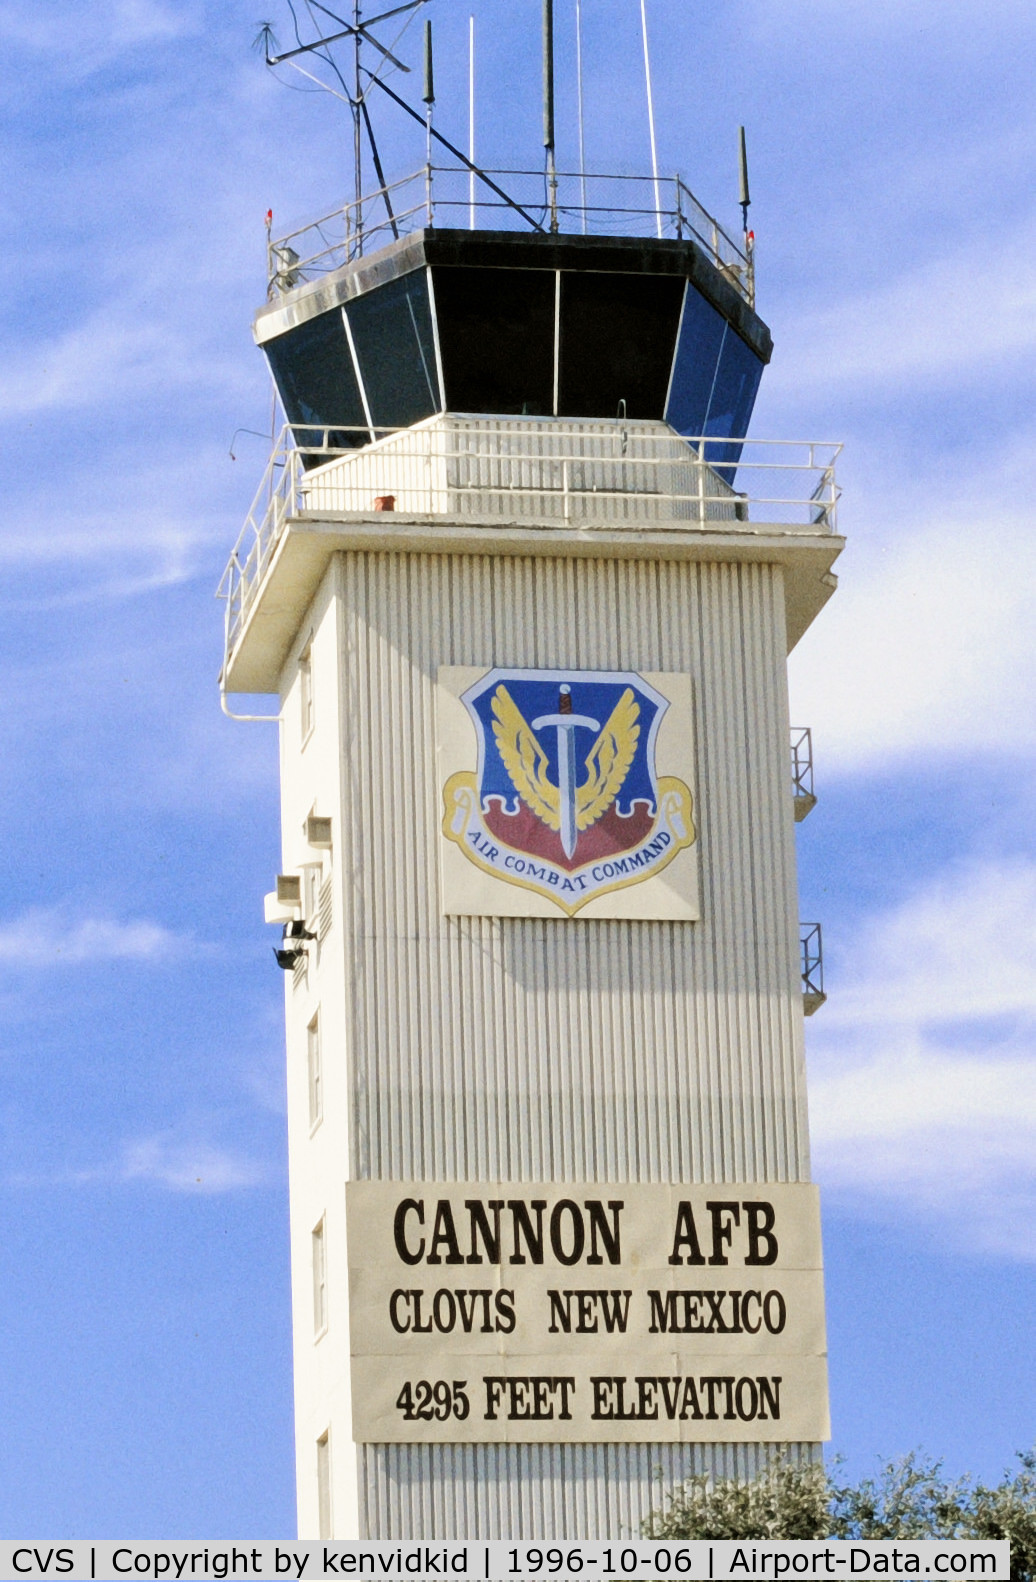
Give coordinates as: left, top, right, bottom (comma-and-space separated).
218, 414, 842, 696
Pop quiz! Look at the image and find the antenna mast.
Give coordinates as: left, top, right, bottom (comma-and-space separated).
575, 0, 587, 232
543, 0, 559, 233
468, 15, 476, 229
639, 0, 663, 238
354, 0, 363, 235
738, 124, 754, 304
738, 125, 751, 233
423, 17, 434, 225
261, 0, 548, 246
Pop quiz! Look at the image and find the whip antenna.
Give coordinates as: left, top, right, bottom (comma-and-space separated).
543, 0, 558, 232
575, 0, 587, 231
423, 16, 434, 223
639, 0, 662, 237
468, 15, 476, 228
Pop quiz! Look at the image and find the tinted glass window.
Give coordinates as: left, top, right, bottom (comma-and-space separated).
664, 283, 727, 437
557, 272, 683, 420
433, 266, 555, 415
263, 309, 368, 454
345, 270, 441, 429
703, 324, 765, 472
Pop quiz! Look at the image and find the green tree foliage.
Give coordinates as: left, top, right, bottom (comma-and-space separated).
644, 1456, 830, 1541
644, 1451, 1036, 1582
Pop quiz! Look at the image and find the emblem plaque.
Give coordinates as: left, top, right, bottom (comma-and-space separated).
438, 668, 698, 919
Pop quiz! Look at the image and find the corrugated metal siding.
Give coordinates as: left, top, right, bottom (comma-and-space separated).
301, 416, 738, 525
361, 1442, 821, 1540
327, 550, 813, 1535
338, 553, 805, 1187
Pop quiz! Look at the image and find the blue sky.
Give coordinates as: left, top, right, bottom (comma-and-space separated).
0, 0, 1033, 1539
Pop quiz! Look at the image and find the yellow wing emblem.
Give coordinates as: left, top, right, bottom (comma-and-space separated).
492, 683, 640, 835
576, 687, 640, 830
491, 685, 561, 830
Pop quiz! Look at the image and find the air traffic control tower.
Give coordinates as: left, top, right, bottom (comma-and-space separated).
219, 12, 843, 1541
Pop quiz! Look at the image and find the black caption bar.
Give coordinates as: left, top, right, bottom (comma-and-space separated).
0, 1540, 1010, 1582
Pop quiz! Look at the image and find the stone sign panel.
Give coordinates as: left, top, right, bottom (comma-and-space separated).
346, 1181, 829, 1444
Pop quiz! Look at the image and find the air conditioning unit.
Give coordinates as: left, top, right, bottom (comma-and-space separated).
305, 815, 333, 848
276, 874, 302, 905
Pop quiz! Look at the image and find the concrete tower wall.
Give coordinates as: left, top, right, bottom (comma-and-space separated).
275, 548, 817, 1538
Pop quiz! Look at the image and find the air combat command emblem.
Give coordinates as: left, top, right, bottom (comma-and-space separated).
441, 668, 695, 916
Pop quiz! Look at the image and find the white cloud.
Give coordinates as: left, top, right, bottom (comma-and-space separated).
811, 1041, 1036, 1259
788, 491, 1036, 773
775, 225, 1036, 398
0, 0, 195, 64
0, 439, 256, 603
4, 1129, 272, 1194
807, 859, 1036, 1258
0, 907, 186, 967
747, 0, 1036, 44
0, 515, 207, 581
107, 0, 188, 45
120, 1132, 267, 1192
826, 860, 1036, 1026
0, 306, 246, 418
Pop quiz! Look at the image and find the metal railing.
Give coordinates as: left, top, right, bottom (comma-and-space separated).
790, 726, 817, 821
217, 419, 841, 665
266, 165, 754, 305
800, 922, 826, 1015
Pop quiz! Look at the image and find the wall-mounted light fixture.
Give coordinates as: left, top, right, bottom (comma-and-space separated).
274, 917, 317, 970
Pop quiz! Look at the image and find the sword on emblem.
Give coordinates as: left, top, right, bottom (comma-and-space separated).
533, 685, 600, 859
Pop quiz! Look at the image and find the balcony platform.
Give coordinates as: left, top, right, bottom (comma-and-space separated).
219, 415, 843, 696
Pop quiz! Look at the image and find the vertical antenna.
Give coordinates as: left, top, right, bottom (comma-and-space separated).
738, 125, 751, 233
738, 124, 754, 305
353, 0, 363, 255
575, 0, 587, 233
423, 18, 434, 227
543, 0, 558, 233
423, 18, 434, 105
639, 0, 663, 238
468, 15, 476, 230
